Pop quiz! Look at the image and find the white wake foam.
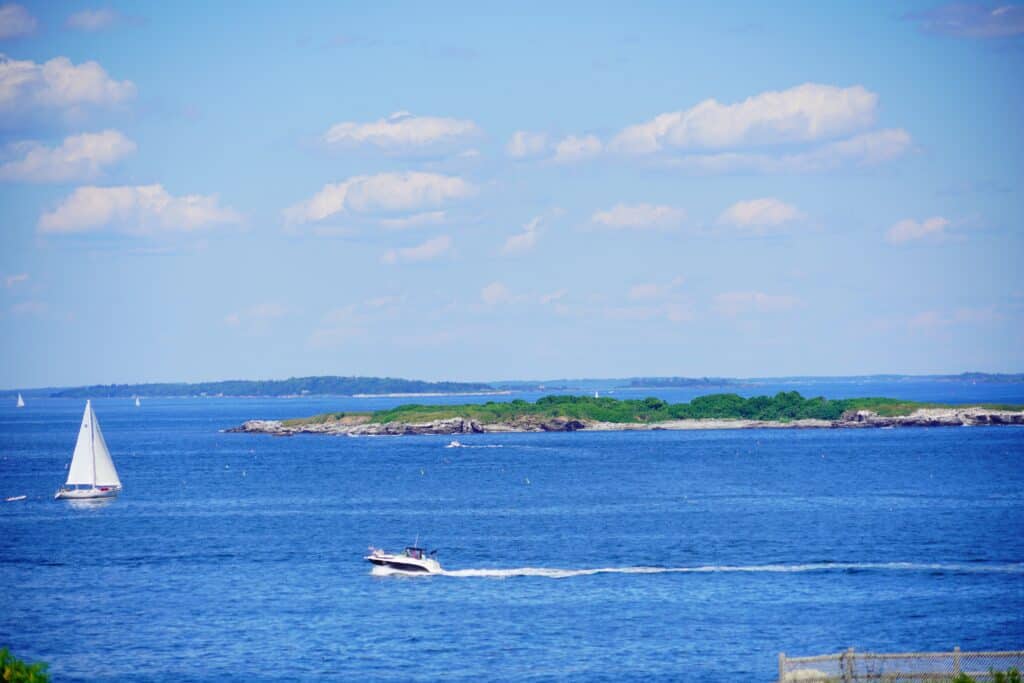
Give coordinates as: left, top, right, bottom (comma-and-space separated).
437, 562, 1024, 580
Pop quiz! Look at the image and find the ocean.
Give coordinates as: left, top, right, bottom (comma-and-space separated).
1, 381, 1023, 681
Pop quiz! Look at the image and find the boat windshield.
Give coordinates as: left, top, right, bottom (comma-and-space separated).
404, 547, 424, 559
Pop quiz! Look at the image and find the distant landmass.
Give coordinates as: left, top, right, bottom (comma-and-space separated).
49, 376, 496, 399
4, 372, 1023, 399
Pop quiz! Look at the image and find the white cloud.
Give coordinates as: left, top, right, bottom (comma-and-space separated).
0, 130, 135, 182
501, 216, 541, 255
323, 111, 480, 150
506, 131, 548, 158
38, 185, 241, 235
381, 234, 451, 264
284, 172, 474, 226
65, 8, 120, 31
553, 134, 602, 163
668, 128, 912, 174
713, 291, 801, 316
591, 203, 686, 230
10, 299, 45, 315
307, 305, 368, 349
0, 3, 36, 38
629, 277, 684, 301
4, 272, 27, 287
909, 3, 1024, 38
611, 83, 878, 154
378, 210, 446, 230
480, 281, 513, 305
224, 302, 288, 329
539, 288, 567, 305
0, 54, 136, 114
886, 216, 950, 244
718, 198, 803, 233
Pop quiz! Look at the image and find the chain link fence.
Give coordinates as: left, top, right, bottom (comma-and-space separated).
779, 648, 1024, 682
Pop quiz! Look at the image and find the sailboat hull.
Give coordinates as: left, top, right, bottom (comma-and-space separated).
55, 487, 120, 500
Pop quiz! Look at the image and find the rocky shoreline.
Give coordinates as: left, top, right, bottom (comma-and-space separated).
226, 407, 1024, 437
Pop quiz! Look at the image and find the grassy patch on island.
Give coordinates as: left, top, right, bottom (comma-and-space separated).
283, 392, 1023, 427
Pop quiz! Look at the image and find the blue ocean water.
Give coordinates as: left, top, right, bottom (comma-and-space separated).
1, 384, 1023, 681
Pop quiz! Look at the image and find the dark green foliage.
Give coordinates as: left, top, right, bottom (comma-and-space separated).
341, 391, 1015, 426
951, 669, 1021, 683
0, 648, 49, 683
52, 376, 494, 398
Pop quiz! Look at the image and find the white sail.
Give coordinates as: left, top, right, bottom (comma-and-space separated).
65, 402, 97, 486
90, 406, 120, 487
64, 401, 121, 488
134, 396, 141, 407
16, 393, 24, 408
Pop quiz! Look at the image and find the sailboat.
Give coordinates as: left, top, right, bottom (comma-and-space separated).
16, 393, 24, 408
55, 400, 122, 500
134, 396, 141, 407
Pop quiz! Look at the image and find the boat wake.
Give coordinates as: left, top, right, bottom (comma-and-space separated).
437, 562, 1024, 580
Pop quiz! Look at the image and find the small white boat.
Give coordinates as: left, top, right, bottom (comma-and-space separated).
5, 495, 27, 502
55, 400, 122, 500
366, 545, 442, 574
134, 396, 141, 407
445, 440, 463, 448
16, 393, 25, 408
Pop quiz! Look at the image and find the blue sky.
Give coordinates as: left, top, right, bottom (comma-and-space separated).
1, 1, 1022, 387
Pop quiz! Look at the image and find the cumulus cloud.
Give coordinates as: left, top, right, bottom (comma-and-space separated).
539, 288, 567, 305
0, 54, 136, 114
381, 234, 451, 265
480, 281, 513, 305
224, 302, 288, 330
669, 128, 912, 174
0, 3, 36, 38
886, 216, 950, 244
4, 272, 27, 287
629, 277, 684, 301
506, 131, 548, 158
591, 203, 686, 230
0, 130, 135, 182
718, 198, 804, 233
38, 184, 241, 235
611, 83, 878, 154
908, 3, 1024, 38
65, 8, 121, 31
553, 134, 602, 163
501, 216, 542, 255
284, 172, 474, 226
323, 111, 480, 151
713, 291, 801, 316
378, 210, 446, 230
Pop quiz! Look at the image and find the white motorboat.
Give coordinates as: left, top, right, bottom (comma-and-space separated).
366, 545, 442, 574
445, 440, 463, 448
55, 400, 122, 500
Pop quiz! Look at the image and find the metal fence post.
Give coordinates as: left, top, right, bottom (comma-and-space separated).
953, 646, 961, 676
843, 647, 855, 683
778, 653, 785, 683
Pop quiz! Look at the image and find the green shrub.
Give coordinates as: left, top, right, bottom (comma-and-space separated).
0, 648, 49, 683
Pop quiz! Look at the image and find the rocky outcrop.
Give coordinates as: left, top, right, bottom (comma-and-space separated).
227, 407, 1024, 436
836, 407, 1024, 428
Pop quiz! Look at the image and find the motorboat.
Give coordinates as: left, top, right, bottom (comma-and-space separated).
366, 545, 442, 574
445, 440, 463, 448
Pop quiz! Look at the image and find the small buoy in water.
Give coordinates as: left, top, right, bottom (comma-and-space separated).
420, 468, 425, 476
524, 477, 531, 485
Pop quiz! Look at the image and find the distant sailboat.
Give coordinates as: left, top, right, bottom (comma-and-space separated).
55, 400, 122, 500
16, 393, 24, 408
594, 391, 599, 399
134, 396, 141, 407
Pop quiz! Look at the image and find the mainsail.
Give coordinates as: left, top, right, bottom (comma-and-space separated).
16, 393, 24, 408
64, 401, 121, 488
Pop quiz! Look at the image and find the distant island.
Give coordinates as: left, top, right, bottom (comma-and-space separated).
229, 392, 1024, 436
5, 372, 1023, 400
48, 376, 496, 399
